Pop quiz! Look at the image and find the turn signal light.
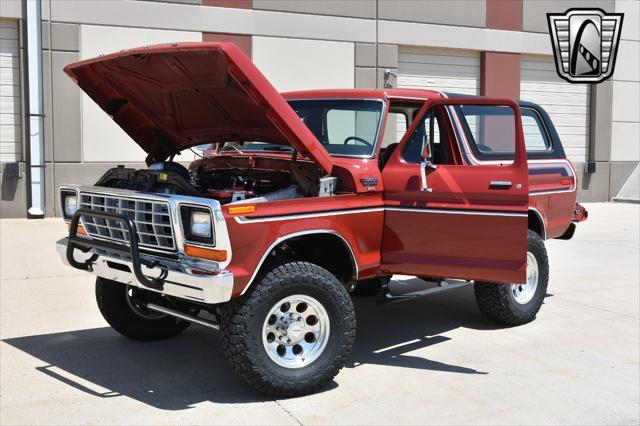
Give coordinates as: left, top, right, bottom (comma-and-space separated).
184, 244, 228, 262
67, 223, 87, 236
228, 205, 256, 215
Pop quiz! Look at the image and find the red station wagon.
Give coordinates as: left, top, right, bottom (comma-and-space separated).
57, 43, 588, 396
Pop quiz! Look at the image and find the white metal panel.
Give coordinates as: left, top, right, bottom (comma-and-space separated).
80, 25, 202, 162
521, 55, 590, 163
397, 47, 480, 95
0, 18, 21, 163
253, 36, 354, 93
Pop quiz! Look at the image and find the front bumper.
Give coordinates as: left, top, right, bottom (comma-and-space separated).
57, 237, 233, 304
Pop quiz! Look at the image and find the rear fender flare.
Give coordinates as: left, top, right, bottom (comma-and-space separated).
528, 207, 547, 240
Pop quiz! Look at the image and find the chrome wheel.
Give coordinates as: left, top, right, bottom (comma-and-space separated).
511, 251, 539, 305
262, 294, 330, 369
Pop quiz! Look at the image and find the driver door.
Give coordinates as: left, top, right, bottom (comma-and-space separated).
381, 98, 529, 284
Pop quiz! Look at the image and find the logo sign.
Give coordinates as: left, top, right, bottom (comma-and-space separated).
547, 8, 623, 83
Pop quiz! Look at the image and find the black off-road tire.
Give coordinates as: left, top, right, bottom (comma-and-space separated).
474, 230, 549, 326
95, 277, 190, 341
354, 276, 391, 297
220, 261, 356, 397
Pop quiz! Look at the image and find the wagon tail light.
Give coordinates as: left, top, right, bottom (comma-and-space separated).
572, 203, 588, 222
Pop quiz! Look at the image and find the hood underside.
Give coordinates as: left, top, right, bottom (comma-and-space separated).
64, 42, 334, 173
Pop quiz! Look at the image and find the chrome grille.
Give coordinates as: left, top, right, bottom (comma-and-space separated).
79, 193, 175, 251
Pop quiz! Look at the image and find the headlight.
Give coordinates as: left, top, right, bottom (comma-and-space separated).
180, 205, 215, 245
65, 195, 78, 216
60, 190, 78, 219
190, 210, 211, 238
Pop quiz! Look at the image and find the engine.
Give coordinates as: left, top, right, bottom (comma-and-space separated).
95, 159, 333, 205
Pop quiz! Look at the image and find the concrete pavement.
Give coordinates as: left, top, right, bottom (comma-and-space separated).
1, 202, 638, 425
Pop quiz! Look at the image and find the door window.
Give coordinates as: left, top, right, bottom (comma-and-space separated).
381, 112, 408, 148
402, 107, 449, 164
457, 105, 516, 161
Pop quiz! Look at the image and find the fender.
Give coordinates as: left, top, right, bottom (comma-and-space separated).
240, 229, 358, 296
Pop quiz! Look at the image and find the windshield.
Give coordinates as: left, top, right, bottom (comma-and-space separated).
219, 99, 384, 158
288, 99, 384, 158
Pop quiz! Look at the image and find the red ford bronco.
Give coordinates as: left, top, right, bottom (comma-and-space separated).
57, 43, 587, 396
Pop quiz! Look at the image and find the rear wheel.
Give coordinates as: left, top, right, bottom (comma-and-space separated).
474, 230, 549, 326
95, 278, 190, 341
220, 261, 356, 397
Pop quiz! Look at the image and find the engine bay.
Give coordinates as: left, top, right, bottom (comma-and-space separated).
95, 155, 337, 205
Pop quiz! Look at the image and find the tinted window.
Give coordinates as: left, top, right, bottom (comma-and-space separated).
288, 99, 383, 158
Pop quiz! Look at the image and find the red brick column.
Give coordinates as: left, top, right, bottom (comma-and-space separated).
482, 0, 523, 99
202, 0, 252, 58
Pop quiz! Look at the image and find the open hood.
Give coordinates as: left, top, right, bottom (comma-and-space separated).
64, 42, 334, 173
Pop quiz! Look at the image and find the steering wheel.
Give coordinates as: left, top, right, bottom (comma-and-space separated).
343, 136, 373, 147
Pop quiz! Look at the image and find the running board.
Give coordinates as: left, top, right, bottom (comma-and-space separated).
146, 303, 220, 330
378, 280, 471, 305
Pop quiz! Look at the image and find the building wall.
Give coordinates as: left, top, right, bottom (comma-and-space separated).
79, 25, 201, 163
609, 0, 640, 198
252, 37, 355, 92
0, 0, 638, 218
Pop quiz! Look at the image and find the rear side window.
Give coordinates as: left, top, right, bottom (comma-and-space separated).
521, 109, 551, 152
457, 106, 552, 160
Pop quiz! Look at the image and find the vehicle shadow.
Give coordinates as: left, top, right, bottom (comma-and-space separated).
3, 278, 500, 409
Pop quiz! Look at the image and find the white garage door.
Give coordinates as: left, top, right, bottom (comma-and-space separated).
380, 47, 481, 145
0, 18, 22, 163
521, 55, 590, 163
397, 47, 480, 95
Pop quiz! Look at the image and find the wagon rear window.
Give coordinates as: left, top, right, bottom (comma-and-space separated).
521, 109, 551, 152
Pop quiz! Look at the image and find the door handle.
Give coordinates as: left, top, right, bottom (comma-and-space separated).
489, 180, 512, 189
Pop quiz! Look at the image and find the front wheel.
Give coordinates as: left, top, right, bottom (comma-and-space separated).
220, 261, 356, 397
95, 278, 190, 341
474, 230, 549, 326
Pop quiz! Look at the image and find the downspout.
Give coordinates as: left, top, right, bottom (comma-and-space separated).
24, 0, 45, 217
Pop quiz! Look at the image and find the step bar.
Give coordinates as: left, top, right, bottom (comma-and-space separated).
146, 303, 220, 330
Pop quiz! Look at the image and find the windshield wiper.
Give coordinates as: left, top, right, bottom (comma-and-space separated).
266, 146, 294, 152
221, 145, 243, 154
